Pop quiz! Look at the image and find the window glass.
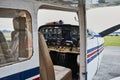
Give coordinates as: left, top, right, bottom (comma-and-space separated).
87, 29, 92, 37
0, 8, 33, 66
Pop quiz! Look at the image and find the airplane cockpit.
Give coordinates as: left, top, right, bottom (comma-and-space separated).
38, 21, 80, 79
1, 0, 120, 80
39, 23, 80, 54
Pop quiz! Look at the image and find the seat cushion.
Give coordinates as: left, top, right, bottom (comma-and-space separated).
54, 65, 72, 80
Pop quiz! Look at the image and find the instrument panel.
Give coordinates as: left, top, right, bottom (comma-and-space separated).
39, 24, 80, 54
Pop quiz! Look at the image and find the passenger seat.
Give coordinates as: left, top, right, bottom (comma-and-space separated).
38, 32, 72, 80
0, 31, 14, 64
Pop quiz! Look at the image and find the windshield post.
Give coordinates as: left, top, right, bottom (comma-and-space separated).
78, 0, 87, 80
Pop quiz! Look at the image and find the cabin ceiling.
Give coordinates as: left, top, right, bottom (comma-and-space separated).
0, 8, 28, 18
0, 8, 18, 18
36, 0, 79, 8
0, 0, 80, 18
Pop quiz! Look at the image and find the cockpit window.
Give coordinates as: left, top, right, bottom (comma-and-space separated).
0, 8, 33, 67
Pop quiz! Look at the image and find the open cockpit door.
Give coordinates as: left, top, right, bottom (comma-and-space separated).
38, 0, 87, 80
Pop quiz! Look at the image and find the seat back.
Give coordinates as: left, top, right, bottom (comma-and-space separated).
11, 17, 28, 58
0, 31, 14, 64
38, 32, 55, 80
0, 32, 7, 64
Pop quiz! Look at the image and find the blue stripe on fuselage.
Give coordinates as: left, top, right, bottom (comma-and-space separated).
87, 44, 104, 63
87, 44, 103, 54
0, 67, 39, 80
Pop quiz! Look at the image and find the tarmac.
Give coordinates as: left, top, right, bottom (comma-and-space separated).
93, 46, 120, 80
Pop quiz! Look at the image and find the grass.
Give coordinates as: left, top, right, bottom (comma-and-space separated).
104, 36, 120, 47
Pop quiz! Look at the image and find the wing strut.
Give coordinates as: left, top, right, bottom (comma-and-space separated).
99, 24, 120, 37
78, 0, 87, 80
